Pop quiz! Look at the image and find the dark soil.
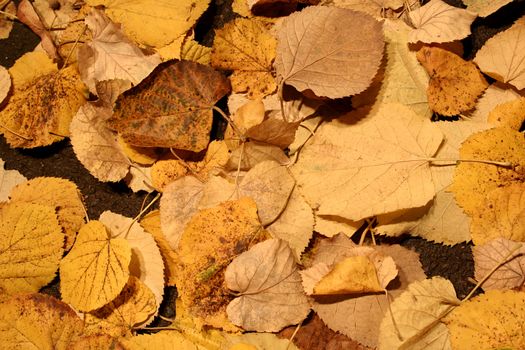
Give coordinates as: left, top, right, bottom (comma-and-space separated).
1, 0, 524, 329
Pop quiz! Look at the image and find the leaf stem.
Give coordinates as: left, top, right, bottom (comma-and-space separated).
61, 23, 87, 68
0, 9, 17, 20
212, 105, 245, 142
0, 125, 32, 141
120, 192, 161, 239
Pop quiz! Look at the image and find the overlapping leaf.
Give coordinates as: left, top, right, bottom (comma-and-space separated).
0, 159, 26, 202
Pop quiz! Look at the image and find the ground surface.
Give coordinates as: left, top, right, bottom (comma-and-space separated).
0, 0, 524, 330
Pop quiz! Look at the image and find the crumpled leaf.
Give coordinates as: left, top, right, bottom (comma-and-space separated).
470, 83, 521, 123
379, 277, 459, 350
177, 198, 264, 329
0, 293, 84, 350
451, 127, 525, 216
212, 17, 277, 99
487, 96, 525, 130
474, 15, 525, 90
275, 6, 384, 98
408, 0, 476, 44
70, 103, 131, 182
470, 183, 525, 245
225, 238, 310, 332
0, 55, 87, 148
473, 237, 525, 291
463, 0, 513, 17
0, 65, 10, 104
9, 177, 85, 251
0, 159, 26, 202
417, 46, 487, 116
78, 9, 161, 94
60, 220, 131, 312
84, 276, 157, 337
108, 60, 230, 151
99, 211, 164, 318
84, 0, 210, 48
0, 202, 63, 295
292, 103, 443, 221
15, 0, 58, 59
444, 290, 525, 349
327, 0, 406, 19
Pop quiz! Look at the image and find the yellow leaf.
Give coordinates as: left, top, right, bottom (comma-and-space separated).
9, 177, 85, 251
0, 158, 26, 202
118, 135, 159, 166
232, 0, 252, 17
212, 17, 277, 99
120, 331, 199, 350
84, 0, 210, 48
0, 66, 10, 105
197, 140, 230, 178
84, 276, 157, 337
0, 293, 84, 350
8, 51, 55, 88
60, 220, 131, 312
70, 334, 126, 350
487, 97, 525, 130
451, 127, 525, 216
151, 159, 190, 192
445, 290, 525, 349
0, 202, 63, 295
181, 38, 212, 65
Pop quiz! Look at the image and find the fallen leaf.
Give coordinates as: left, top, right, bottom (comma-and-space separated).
84, 0, 210, 48
151, 159, 190, 192
408, 0, 476, 44
0, 1, 15, 39
463, 0, 513, 17
444, 290, 525, 349
95, 79, 132, 107
328, 0, 406, 19
70, 102, 131, 182
379, 277, 459, 350
182, 38, 212, 65
0, 293, 84, 350
0, 159, 26, 202
212, 17, 277, 98
232, 0, 252, 16
245, 117, 299, 149
0, 202, 63, 295
177, 198, 264, 329
226, 141, 290, 171
84, 276, 157, 337
275, 6, 384, 98
267, 189, 313, 260
417, 46, 487, 116
474, 15, 525, 90
198, 140, 230, 177
53, 4, 93, 64
225, 332, 300, 350
60, 220, 131, 312
8, 50, 55, 88
470, 83, 522, 123
473, 237, 525, 291
470, 183, 525, 245
0, 65, 10, 104
99, 211, 165, 318
247, 0, 297, 16
78, 9, 161, 94
118, 136, 159, 166
126, 163, 154, 193
16, 0, 58, 59
225, 238, 310, 332
70, 334, 126, 350
292, 103, 443, 221
487, 97, 525, 130
9, 177, 85, 251
451, 127, 525, 216
120, 331, 200, 350
314, 215, 362, 238
108, 60, 230, 151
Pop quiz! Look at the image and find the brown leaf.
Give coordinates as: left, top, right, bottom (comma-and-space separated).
417, 46, 488, 116
247, 0, 297, 17
275, 6, 384, 98
108, 60, 230, 151
0, 1, 15, 40
16, 0, 58, 59
226, 141, 290, 171
245, 117, 299, 149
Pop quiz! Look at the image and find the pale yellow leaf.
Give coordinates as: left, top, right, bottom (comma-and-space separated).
225, 238, 310, 332
470, 83, 521, 123
60, 220, 131, 312
0, 159, 26, 202
409, 0, 476, 44
0, 293, 84, 350
0, 65, 10, 104
117, 136, 158, 166
463, 0, 513, 17
474, 15, 525, 90
125, 163, 154, 193
292, 103, 443, 221
314, 215, 362, 238
226, 142, 290, 171
487, 96, 525, 130
473, 237, 525, 291
275, 6, 384, 98
120, 331, 199, 350
0, 202, 63, 295
445, 290, 525, 349
379, 277, 459, 350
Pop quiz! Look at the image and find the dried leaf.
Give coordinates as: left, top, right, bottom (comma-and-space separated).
327, 0, 406, 19
379, 277, 459, 350
126, 163, 154, 193
70, 334, 126, 350
0, 159, 26, 202
212, 17, 277, 98
99, 211, 165, 317
9, 177, 85, 251
84, 276, 157, 337
463, 0, 513, 17
314, 215, 362, 238
226, 142, 290, 171
70, 103, 131, 182
0, 65, 10, 104
474, 15, 525, 90
0, 293, 83, 350
451, 127, 525, 216
0, 1, 15, 39
408, 0, 476, 44
487, 96, 525, 130
151, 159, 189, 192
275, 6, 384, 98
182, 38, 212, 65
78, 9, 161, 94
417, 46, 487, 116
225, 332, 300, 350
118, 136, 159, 166
8, 51, 55, 88
0, 202, 63, 295
108, 60, 230, 151
120, 331, 200, 350
60, 220, 131, 312
473, 238, 525, 291
225, 238, 310, 332
16, 0, 58, 59
470, 83, 522, 123
292, 103, 443, 221
245, 117, 299, 149
84, 0, 210, 48
444, 290, 525, 349
470, 183, 525, 245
